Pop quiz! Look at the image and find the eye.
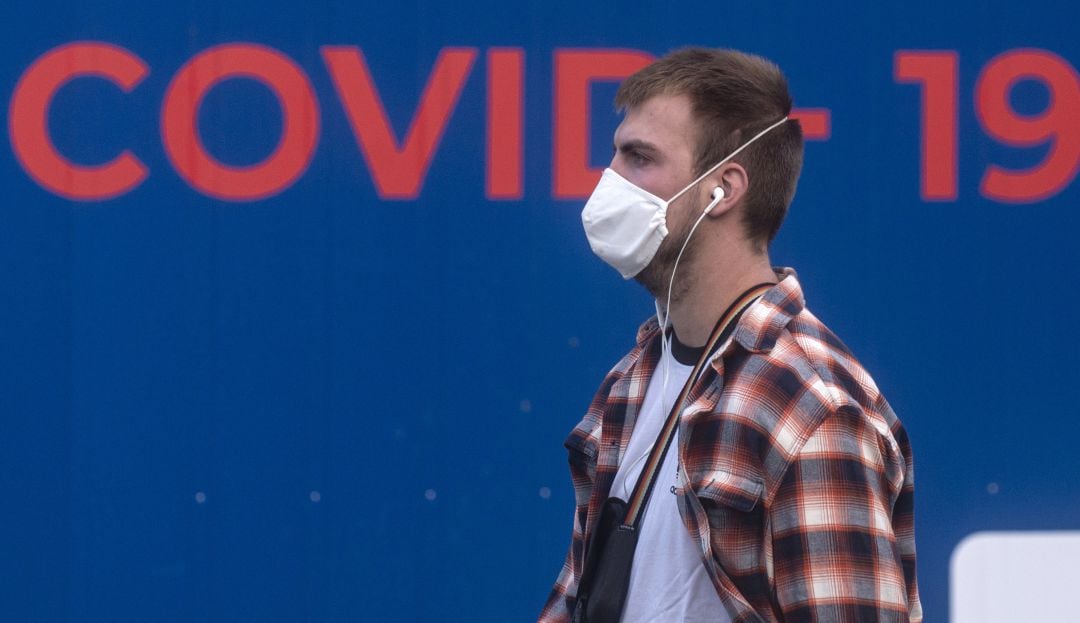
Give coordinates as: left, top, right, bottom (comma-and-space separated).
627, 150, 651, 167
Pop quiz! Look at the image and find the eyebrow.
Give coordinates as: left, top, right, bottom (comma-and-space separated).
613, 139, 661, 157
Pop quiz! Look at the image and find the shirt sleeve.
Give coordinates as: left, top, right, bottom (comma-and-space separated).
538, 347, 639, 622
537, 499, 585, 622
767, 405, 922, 622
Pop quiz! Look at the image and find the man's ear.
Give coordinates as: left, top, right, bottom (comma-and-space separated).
704, 162, 748, 217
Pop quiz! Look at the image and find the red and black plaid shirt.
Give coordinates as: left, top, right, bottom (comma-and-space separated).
540, 269, 922, 622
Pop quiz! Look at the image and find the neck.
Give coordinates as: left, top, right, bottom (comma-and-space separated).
663, 251, 776, 347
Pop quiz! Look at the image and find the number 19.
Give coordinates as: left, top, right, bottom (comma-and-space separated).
895, 48, 1080, 203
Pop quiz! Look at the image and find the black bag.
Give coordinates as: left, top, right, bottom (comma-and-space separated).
573, 497, 636, 623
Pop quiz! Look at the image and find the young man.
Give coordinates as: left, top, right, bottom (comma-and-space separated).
540, 48, 922, 622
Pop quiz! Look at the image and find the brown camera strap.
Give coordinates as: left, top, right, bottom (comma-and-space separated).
622, 282, 775, 528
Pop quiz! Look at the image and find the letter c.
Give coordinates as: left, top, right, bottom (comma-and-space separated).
9, 42, 149, 201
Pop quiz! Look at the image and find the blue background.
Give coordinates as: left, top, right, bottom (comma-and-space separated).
2, 0, 1078, 620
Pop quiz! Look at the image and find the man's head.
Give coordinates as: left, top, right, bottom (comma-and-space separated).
614, 48, 804, 252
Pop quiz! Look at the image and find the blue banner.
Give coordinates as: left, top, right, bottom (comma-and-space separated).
3, 0, 1079, 620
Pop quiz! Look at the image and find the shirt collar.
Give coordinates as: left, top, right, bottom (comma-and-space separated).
634, 267, 805, 355
730, 267, 804, 354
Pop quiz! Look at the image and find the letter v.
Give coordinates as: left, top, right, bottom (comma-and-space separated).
322, 46, 476, 199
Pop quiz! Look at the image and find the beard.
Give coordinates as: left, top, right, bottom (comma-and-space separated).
634, 198, 702, 303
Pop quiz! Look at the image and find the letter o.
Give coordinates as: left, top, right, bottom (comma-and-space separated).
161, 44, 319, 201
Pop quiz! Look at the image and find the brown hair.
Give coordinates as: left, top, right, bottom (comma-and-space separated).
615, 48, 804, 248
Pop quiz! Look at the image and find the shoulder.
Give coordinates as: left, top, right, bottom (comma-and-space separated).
716, 270, 908, 498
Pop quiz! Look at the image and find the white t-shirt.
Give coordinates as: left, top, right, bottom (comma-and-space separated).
609, 339, 731, 623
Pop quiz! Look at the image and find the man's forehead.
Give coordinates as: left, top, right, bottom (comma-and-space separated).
613, 93, 698, 154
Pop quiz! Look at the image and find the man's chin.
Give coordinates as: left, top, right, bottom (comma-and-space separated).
633, 264, 666, 300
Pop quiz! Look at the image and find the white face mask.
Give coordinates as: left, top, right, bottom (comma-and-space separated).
580, 116, 789, 279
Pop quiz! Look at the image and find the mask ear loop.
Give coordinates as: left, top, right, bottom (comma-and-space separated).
663, 116, 790, 208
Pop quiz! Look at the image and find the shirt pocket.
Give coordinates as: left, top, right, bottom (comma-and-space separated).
692, 469, 769, 581
694, 470, 764, 512
564, 418, 599, 463
564, 418, 600, 490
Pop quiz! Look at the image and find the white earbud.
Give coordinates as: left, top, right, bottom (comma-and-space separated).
704, 186, 726, 213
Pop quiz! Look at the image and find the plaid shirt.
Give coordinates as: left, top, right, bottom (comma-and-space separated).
540, 269, 922, 622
